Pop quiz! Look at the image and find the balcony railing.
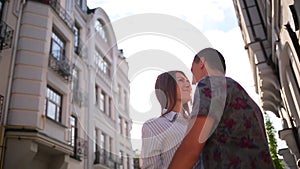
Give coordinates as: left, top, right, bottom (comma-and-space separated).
0, 20, 14, 51
94, 148, 122, 169
48, 54, 72, 82
37, 0, 74, 30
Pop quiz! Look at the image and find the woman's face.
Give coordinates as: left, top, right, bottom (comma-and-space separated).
175, 72, 192, 104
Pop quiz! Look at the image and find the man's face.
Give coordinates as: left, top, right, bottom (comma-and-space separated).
191, 61, 202, 85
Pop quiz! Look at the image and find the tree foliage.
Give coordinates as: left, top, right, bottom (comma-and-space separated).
265, 115, 285, 169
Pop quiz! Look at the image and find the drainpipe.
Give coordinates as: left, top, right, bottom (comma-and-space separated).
0, 0, 26, 166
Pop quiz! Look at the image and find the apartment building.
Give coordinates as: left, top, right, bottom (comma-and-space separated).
0, 0, 134, 169
233, 0, 300, 168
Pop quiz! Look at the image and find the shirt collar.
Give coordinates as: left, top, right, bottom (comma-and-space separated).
162, 110, 179, 122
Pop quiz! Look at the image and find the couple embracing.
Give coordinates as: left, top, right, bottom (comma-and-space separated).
141, 48, 275, 169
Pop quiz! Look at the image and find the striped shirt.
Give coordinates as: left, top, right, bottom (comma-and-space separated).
141, 111, 202, 169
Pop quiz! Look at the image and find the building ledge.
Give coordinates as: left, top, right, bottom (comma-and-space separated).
5, 129, 73, 155
278, 148, 297, 168
278, 128, 300, 158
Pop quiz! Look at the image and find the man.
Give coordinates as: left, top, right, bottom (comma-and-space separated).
168, 48, 275, 169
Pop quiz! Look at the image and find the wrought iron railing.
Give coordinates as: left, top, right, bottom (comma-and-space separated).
37, 0, 74, 30
0, 20, 14, 51
94, 148, 123, 168
48, 53, 72, 82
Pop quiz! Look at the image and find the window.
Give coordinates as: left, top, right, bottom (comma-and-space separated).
75, 0, 85, 11
100, 132, 106, 149
118, 116, 123, 135
119, 150, 123, 163
125, 121, 129, 137
95, 51, 101, 67
95, 85, 99, 104
95, 50, 111, 76
109, 137, 113, 157
0, 0, 4, 21
70, 115, 77, 147
44, 86, 62, 122
109, 98, 112, 118
74, 24, 80, 54
95, 20, 108, 42
100, 91, 105, 112
101, 58, 110, 75
94, 128, 99, 153
70, 115, 79, 157
51, 31, 65, 60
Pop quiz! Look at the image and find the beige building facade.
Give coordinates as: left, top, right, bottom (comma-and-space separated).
233, 0, 300, 168
0, 0, 133, 169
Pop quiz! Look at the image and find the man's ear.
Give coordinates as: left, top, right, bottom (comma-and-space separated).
199, 57, 206, 68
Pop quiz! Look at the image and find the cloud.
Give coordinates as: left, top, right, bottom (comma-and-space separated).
204, 28, 253, 85
87, 0, 235, 31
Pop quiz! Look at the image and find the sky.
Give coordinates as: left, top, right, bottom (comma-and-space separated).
87, 0, 286, 152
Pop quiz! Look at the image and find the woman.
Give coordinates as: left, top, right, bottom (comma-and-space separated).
141, 70, 197, 169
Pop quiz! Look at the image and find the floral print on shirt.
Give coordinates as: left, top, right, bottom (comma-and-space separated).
192, 76, 275, 169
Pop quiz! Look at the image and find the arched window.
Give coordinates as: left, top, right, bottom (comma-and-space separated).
95, 19, 108, 43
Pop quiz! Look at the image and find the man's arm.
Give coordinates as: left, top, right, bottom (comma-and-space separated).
168, 115, 214, 169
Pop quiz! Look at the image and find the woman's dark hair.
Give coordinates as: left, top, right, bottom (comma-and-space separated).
193, 47, 226, 73
155, 70, 189, 116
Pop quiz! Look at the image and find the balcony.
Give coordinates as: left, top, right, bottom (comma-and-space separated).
279, 128, 300, 158
0, 20, 14, 51
37, 0, 74, 31
94, 148, 122, 169
48, 54, 72, 82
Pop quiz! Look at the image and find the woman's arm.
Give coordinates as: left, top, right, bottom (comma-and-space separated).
168, 115, 214, 169
141, 123, 163, 169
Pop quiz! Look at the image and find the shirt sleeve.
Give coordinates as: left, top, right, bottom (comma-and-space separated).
141, 122, 163, 169
191, 77, 227, 124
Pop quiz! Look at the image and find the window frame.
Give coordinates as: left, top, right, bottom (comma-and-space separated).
100, 91, 105, 112
50, 31, 66, 61
95, 50, 111, 76
74, 24, 80, 54
44, 86, 62, 123
124, 121, 129, 137
95, 19, 108, 43
95, 85, 99, 105
108, 97, 112, 118
118, 116, 123, 135
100, 132, 106, 149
